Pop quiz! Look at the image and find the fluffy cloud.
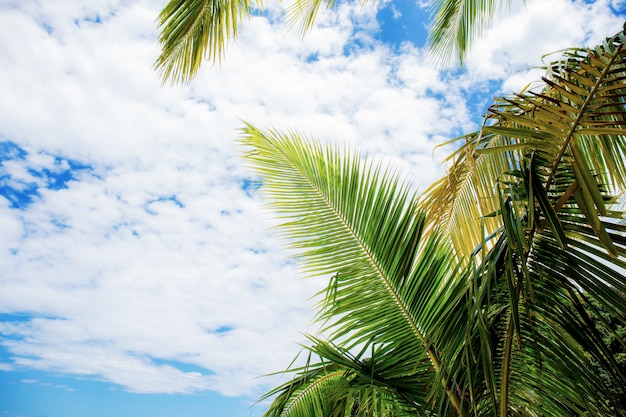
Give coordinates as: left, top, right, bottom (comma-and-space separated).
465, 0, 625, 89
0, 0, 623, 399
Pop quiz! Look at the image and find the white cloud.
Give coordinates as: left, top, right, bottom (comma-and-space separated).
465, 0, 625, 89
0, 0, 623, 400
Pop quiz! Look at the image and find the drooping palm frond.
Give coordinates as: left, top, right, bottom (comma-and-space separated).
420, 28, 626, 416
240, 125, 475, 416
468, 206, 626, 416
155, 0, 258, 84
427, 0, 519, 67
259, 338, 423, 417
422, 28, 626, 260
284, 0, 336, 39
154, 0, 338, 84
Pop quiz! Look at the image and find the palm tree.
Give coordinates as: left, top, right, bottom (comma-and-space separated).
240, 27, 626, 416
155, 0, 518, 84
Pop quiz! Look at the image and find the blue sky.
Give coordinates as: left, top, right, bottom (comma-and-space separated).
0, 369, 257, 417
0, 1, 624, 416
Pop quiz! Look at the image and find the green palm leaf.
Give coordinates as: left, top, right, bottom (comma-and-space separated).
420, 28, 626, 416
259, 339, 423, 417
427, 0, 520, 67
155, 0, 258, 84
240, 124, 474, 416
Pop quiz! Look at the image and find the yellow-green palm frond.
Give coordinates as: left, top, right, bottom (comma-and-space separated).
285, 0, 336, 38
427, 0, 519, 67
420, 131, 524, 258
155, 0, 258, 84
422, 28, 626, 260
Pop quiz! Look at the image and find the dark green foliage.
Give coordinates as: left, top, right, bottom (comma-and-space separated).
585, 296, 626, 415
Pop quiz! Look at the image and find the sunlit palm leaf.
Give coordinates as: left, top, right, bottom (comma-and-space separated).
260, 339, 423, 417
285, 0, 336, 38
155, 0, 340, 84
155, 0, 257, 84
422, 29, 626, 259
420, 132, 521, 258
240, 124, 474, 416
427, 0, 518, 67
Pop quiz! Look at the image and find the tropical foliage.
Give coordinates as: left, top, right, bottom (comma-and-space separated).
239, 27, 626, 416
427, 0, 517, 67
153, 0, 626, 415
586, 298, 626, 413
155, 0, 517, 83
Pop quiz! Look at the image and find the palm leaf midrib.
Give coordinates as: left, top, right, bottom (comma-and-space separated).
283, 369, 345, 416
259, 132, 430, 348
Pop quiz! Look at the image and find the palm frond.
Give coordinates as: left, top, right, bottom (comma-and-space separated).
240, 124, 474, 416
260, 339, 424, 417
469, 220, 625, 416
155, 0, 258, 84
284, 0, 336, 38
260, 361, 350, 417
154, 0, 344, 84
427, 0, 517, 67
421, 28, 626, 416
422, 28, 626, 259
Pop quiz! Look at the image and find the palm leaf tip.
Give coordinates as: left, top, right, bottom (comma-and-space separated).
284, 0, 337, 38
427, 0, 517, 67
155, 0, 259, 84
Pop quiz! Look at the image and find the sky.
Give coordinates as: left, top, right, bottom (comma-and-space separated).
0, 0, 624, 416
